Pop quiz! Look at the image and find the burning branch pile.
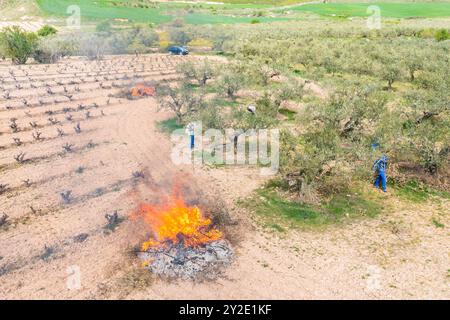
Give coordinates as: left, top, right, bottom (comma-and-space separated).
133, 194, 233, 280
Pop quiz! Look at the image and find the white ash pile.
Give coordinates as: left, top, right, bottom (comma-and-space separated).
138, 237, 233, 280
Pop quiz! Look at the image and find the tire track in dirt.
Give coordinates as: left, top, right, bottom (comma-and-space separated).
113, 99, 178, 198
113, 97, 216, 206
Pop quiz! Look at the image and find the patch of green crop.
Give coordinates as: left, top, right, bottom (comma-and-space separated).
278, 108, 296, 121
394, 180, 429, 202
36, 0, 296, 25
432, 218, 445, 228
243, 181, 382, 231
157, 117, 183, 135
289, 3, 450, 19
324, 193, 381, 219
37, 0, 173, 24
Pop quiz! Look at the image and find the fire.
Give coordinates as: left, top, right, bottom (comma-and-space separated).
133, 194, 223, 251
131, 83, 155, 97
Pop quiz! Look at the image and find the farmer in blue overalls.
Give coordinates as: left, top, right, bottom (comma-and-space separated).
373, 155, 388, 192
186, 122, 195, 150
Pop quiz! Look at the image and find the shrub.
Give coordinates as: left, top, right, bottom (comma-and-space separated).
33, 34, 76, 63
255, 92, 279, 120
96, 21, 112, 34
33, 47, 56, 64
109, 31, 133, 54
435, 29, 450, 42
177, 60, 215, 87
157, 30, 170, 49
37, 25, 58, 37
190, 103, 224, 130
0, 26, 37, 64
187, 38, 213, 48
127, 37, 147, 54
245, 57, 278, 86
98, 26, 159, 54
169, 28, 192, 46
133, 25, 159, 47
78, 33, 110, 60
229, 92, 279, 131
272, 80, 305, 108
170, 18, 185, 28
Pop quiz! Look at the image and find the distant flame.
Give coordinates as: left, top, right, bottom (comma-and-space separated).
131, 83, 155, 97
132, 194, 222, 251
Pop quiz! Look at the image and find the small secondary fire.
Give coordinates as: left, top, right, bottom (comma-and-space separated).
133, 194, 233, 280
130, 83, 155, 97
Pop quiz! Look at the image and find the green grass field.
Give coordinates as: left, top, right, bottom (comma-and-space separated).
290, 2, 450, 18
35, 0, 293, 25
32, 1, 450, 25
37, 0, 172, 24
243, 182, 382, 230
206, 0, 308, 6
184, 13, 292, 25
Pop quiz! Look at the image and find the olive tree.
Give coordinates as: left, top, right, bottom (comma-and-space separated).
177, 60, 215, 87
169, 28, 192, 46
279, 85, 389, 196
156, 83, 205, 124
402, 84, 450, 174
217, 68, 244, 99
33, 34, 76, 63
78, 33, 110, 60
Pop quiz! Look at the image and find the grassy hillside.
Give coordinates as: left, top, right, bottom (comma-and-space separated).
0, 0, 42, 19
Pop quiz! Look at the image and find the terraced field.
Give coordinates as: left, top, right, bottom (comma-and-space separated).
0, 54, 199, 298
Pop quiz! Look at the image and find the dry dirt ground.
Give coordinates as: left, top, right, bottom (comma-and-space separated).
0, 54, 448, 300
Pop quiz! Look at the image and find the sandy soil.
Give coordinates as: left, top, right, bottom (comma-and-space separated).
0, 54, 448, 300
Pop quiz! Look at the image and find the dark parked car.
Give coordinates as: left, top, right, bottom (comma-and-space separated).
168, 46, 189, 55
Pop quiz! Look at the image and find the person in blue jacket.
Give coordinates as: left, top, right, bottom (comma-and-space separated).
373, 155, 388, 192
186, 122, 195, 150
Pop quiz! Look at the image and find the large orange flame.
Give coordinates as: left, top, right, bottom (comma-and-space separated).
132, 194, 223, 251
131, 83, 155, 97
